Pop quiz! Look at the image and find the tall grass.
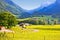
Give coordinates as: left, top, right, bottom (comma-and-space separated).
0, 25, 60, 40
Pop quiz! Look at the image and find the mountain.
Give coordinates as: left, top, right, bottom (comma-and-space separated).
31, 0, 60, 18
0, 0, 30, 18
1, 0, 60, 18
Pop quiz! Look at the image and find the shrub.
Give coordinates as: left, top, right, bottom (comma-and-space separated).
0, 11, 17, 28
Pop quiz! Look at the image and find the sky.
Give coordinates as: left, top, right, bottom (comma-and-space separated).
11, 0, 56, 10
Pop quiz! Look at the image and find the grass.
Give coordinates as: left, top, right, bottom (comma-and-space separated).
0, 25, 60, 40
27, 25, 60, 30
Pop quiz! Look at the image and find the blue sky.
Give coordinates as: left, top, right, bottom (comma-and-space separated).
11, 0, 56, 10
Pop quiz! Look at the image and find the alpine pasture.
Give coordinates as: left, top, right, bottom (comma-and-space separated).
0, 25, 60, 40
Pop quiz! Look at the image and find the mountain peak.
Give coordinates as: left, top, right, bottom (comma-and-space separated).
56, 0, 60, 4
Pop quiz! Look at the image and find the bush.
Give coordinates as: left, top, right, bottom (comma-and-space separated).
0, 11, 17, 28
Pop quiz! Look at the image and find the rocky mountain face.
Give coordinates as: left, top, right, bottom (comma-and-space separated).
30, 0, 60, 18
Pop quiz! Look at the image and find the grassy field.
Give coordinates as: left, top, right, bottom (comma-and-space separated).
0, 25, 60, 40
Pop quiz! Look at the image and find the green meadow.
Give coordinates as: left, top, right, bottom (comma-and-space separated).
0, 25, 60, 40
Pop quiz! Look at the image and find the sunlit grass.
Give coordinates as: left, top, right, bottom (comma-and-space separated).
0, 25, 60, 40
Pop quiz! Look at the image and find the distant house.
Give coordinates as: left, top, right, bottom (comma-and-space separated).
19, 23, 30, 28
24, 23, 30, 26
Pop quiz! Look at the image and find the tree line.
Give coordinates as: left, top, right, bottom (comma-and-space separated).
19, 16, 59, 25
